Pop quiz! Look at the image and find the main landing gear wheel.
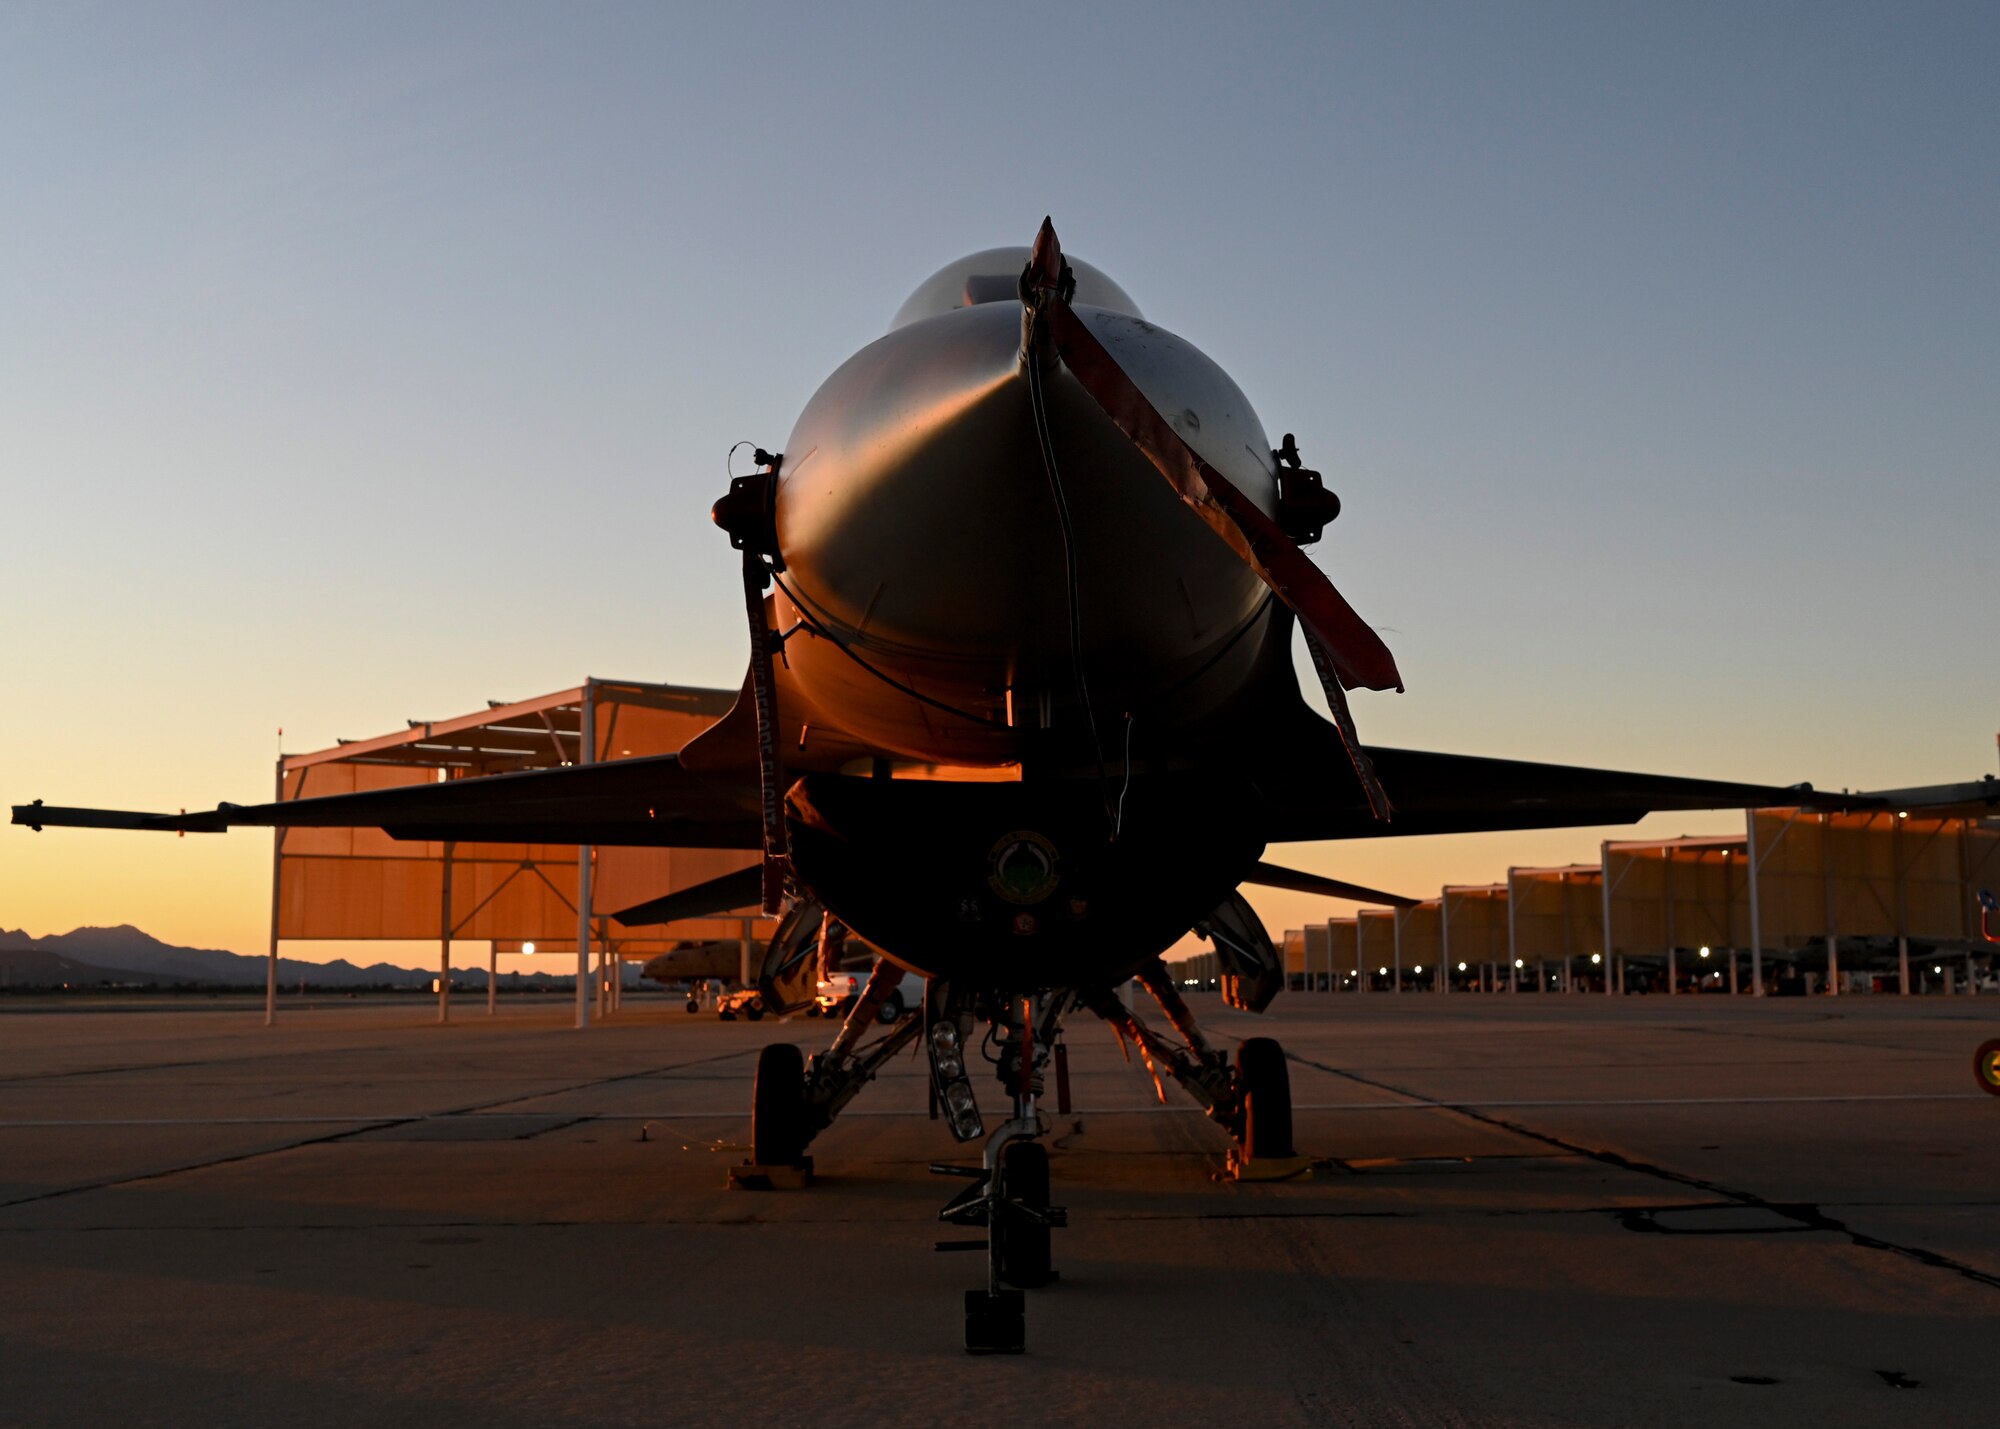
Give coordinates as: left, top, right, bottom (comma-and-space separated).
1237, 1037, 1295, 1161
752, 1042, 809, 1166
993, 1140, 1054, 1289
1976, 1039, 2000, 1097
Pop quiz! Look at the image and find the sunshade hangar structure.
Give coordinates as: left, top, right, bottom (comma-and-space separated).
260, 680, 769, 1024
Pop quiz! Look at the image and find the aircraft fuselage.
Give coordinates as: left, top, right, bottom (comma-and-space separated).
771, 250, 1284, 768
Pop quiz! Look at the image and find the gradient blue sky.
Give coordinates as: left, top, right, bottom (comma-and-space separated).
4, 2, 1995, 962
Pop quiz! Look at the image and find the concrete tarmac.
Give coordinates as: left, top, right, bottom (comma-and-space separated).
1, 992, 1994, 1427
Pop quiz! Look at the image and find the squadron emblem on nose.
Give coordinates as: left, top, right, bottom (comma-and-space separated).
987, 830, 1060, 905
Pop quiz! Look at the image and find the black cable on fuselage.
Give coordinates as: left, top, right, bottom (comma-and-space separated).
1025, 345, 1114, 828
770, 571, 1012, 731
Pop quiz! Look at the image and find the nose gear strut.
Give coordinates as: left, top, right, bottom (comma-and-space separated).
934, 991, 1072, 1353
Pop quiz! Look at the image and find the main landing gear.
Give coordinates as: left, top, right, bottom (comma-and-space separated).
740, 961, 1300, 1351
736, 959, 924, 1186
1084, 958, 1308, 1180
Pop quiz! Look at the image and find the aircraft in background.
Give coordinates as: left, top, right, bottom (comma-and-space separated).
15, 219, 1833, 1351
640, 913, 902, 1020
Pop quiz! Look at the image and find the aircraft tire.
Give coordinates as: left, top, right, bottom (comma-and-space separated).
1977, 1039, 2000, 1097
1237, 1037, 1295, 1160
752, 1042, 808, 1165
993, 1139, 1053, 1288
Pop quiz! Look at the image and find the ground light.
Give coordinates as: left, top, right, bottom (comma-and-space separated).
1699, 947, 1711, 958
1457, 962, 1467, 972
1591, 953, 1603, 965
523, 942, 536, 955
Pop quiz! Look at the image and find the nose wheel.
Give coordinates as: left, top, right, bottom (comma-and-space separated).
992, 1139, 1055, 1289
940, 1122, 1067, 1354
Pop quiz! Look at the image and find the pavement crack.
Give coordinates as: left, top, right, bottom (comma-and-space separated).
1283, 1050, 2000, 1295
0, 1046, 758, 1211
512, 1115, 589, 1140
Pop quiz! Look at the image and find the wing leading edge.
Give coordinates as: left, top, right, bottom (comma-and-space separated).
1258, 733, 1826, 845
15, 739, 1824, 849
13, 752, 763, 849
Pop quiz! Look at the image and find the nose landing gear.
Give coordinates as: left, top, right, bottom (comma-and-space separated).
930, 991, 1071, 1353
739, 960, 1304, 1351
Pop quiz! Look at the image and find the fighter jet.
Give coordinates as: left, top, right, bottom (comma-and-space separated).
640, 912, 897, 1020
14, 219, 1819, 1351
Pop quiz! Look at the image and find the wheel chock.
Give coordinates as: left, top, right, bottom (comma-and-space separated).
1226, 1149, 1315, 1182
964, 1288, 1026, 1354
727, 1157, 814, 1190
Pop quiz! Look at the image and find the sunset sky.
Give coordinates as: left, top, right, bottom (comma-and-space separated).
4, 3, 1995, 971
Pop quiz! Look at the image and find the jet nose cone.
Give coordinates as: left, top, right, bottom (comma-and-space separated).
1026, 217, 1063, 296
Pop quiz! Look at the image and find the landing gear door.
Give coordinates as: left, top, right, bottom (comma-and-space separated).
756, 900, 824, 1014
1200, 891, 1284, 1013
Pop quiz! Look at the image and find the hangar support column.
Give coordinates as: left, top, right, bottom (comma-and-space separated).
1822, 814, 1839, 996
1894, 816, 1910, 996
1746, 810, 1765, 997
1505, 873, 1520, 994
438, 840, 454, 1024
1599, 843, 1614, 996
265, 759, 283, 1028
1664, 855, 1677, 995
575, 681, 596, 1030
1439, 898, 1451, 997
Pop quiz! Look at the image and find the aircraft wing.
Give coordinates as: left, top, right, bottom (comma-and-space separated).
1259, 737, 1827, 844
12, 753, 763, 849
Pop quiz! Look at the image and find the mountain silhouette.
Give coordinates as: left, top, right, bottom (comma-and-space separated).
0, 925, 586, 989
